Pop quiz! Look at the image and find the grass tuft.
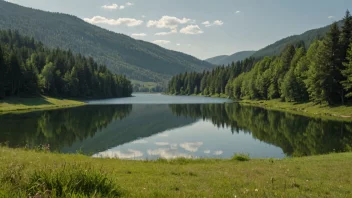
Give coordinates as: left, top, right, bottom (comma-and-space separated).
26, 164, 123, 198
232, 153, 250, 161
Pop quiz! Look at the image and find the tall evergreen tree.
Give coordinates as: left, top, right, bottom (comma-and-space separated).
0, 45, 5, 99
342, 42, 352, 98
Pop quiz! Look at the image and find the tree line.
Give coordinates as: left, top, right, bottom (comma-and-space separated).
168, 11, 352, 105
0, 30, 133, 99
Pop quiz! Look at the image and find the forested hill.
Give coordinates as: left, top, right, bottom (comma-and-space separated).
0, 1, 213, 83
205, 51, 256, 65
206, 21, 343, 66
252, 20, 344, 58
168, 11, 352, 106
0, 30, 133, 99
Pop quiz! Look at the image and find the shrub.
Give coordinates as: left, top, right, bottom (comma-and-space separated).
232, 153, 250, 161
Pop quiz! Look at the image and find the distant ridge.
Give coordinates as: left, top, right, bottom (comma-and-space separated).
206, 51, 256, 65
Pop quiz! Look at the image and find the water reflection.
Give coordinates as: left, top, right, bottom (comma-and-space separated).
169, 103, 352, 157
1, 102, 351, 159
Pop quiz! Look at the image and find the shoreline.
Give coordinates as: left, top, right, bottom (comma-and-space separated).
166, 93, 352, 121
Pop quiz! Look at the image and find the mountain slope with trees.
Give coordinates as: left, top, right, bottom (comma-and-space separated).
0, 0, 213, 83
206, 51, 256, 65
0, 30, 132, 99
168, 11, 352, 106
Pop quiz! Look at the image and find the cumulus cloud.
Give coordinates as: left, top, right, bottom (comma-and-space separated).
180, 142, 203, 152
176, 43, 181, 46
131, 33, 147, 37
180, 25, 204, 35
235, 10, 241, 14
155, 29, 177, 36
102, 2, 133, 10
147, 16, 191, 30
328, 16, 334, 19
213, 150, 223, 155
93, 149, 143, 159
202, 20, 224, 27
84, 16, 143, 27
153, 40, 171, 45
102, 3, 119, 10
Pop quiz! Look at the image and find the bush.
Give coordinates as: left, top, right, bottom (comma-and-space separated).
26, 164, 122, 198
232, 153, 250, 161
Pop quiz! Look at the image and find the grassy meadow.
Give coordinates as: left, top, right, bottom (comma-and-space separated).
0, 147, 351, 197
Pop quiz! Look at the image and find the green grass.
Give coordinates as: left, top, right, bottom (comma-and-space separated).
0, 96, 85, 114
239, 99, 352, 121
1, 147, 352, 197
232, 153, 250, 161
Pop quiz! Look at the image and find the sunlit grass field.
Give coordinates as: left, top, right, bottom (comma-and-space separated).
1, 147, 351, 197
0, 96, 85, 114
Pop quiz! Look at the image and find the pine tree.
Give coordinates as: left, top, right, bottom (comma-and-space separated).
306, 23, 341, 104
0, 45, 5, 98
342, 42, 352, 98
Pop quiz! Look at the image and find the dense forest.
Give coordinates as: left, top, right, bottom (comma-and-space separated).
169, 103, 352, 156
0, 30, 132, 99
169, 11, 352, 105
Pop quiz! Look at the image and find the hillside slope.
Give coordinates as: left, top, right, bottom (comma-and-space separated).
206, 51, 256, 65
252, 21, 343, 58
0, 1, 213, 83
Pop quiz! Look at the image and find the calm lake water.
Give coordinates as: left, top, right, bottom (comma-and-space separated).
1, 93, 352, 160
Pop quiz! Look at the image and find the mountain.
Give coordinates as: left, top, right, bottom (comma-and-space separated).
0, 1, 213, 83
252, 21, 343, 58
207, 21, 343, 65
205, 51, 256, 65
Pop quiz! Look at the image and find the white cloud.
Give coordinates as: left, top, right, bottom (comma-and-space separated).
213, 20, 224, 26
180, 25, 204, 35
213, 150, 223, 155
235, 11, 241, 14
204, 150, 211, 154
176, 43, 181, 46
202, 20, 224, 27
142, 15, 146, 18
84, 16, 143, 27
155, 29, 177, 36
328, 16, 334, 19
131, 33, 147, 37
202, 21, 210, 26
155, 142, 169, 146
102, 3, 119, 10
93, 149, 143, 159
180, 142, 203, 152
102, 3, 132, 10
153, 40, 171, 45
147, 16, 191, 29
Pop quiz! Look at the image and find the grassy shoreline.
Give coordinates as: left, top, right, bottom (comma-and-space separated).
1, 147, 351, 197
0, 96, 86, 114
238, 99, 352, 121
166, 93, 352, 121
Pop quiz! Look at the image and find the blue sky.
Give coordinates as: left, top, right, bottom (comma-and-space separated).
5, 0, 352, 59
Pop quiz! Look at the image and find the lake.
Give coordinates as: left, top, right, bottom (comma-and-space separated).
1, 93, 352, 160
